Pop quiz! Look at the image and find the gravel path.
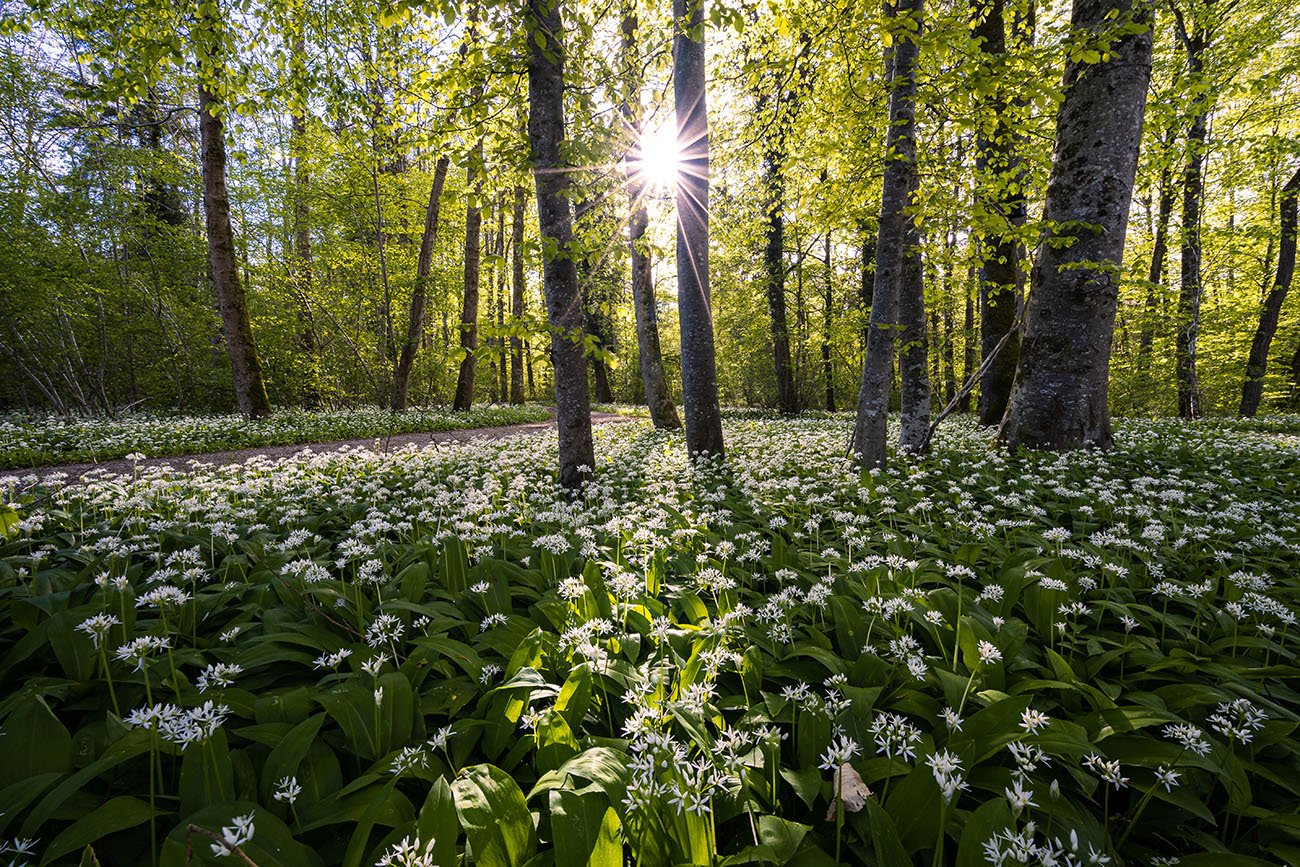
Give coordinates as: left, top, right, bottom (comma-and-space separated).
13, 411, 635, 482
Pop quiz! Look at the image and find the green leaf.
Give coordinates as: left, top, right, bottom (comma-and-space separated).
0, 695, 72, 789
261, 714, 326, 803
548, 790, 620, 867
42, 796, 154, 864
453, 764, 537, 867
418, 777, 460, 866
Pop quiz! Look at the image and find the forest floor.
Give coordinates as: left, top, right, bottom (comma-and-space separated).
11, 409, 632, 482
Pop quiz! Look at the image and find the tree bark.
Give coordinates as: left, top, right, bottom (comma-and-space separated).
673, 0, 725, 459
823, 230, 835, 411
392, 156, 450, 411
196, 2, 272, 419
972, 0, 1026, 426
573, 195, 615, 404
998, 0, 1153, 450
1136, 165, 1174, 373
852, 0, 922, 467
763, 144, 797, 414
1240, 167, 1300, 416
960, 268, 975, 412
510, 185, 527, 405
453, 154, 482, 411
620, 6, 681, 430
526, 0, 595, 489
1175, 13, 1208, 419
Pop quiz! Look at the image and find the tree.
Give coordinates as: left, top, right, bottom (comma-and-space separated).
852, 0, 923, 468
971, 0, 1028, 427
526, 0, 595, 489
1173, 1, 1212, 419
197, 0, 272, 419
510, 184, 528, 405
620, 3, 681, 430
392, 156, 451, 411
1240, 165, 1300, 416
998, 0, 1153, 450
674, 0, 725, 458
454, 8, 484, 412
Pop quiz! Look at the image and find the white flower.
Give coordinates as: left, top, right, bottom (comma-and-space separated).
977, 640, 1002, 664
274, 776, 301, 804
1020, 708, 1051, 734
209, 812, 255, 857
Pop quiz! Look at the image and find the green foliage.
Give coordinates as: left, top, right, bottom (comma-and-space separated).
0, 405, 551, 469
1, 416, 1298, 864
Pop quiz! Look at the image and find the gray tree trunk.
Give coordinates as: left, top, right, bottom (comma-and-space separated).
392, 156, 450, 411
998, 0, 1153, 450
673, 0, 725, 459
196, 2, 272, 419
510, 185, 527, 405
526, 0, 594, 489
453, 154, 482, 411
823, 230, 835, 411
852, 0, 922, 467
1240, 167, 1300, 416
1175, 14, 1207, 419
973, 0, 1026, 426
620, 8, 681, 430
763, 144, 797, 414
1136, 166, 1174, 373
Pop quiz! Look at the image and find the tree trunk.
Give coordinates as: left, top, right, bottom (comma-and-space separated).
859, 222, 875, 357
620, 5, 681, 430
1175, 16, 1208, 419
392, 156, 450, 411
673, 0, 725, 459
1137, 165, 1174, 373
852, 0, 922, 467
288, 36, 320, 408
573, 196, 615, 404
897, 220, 929, 451
1290, 337, 1300, 407
960, 269, 975, 412
526, 0, 595, 489
998, 0, 1152, 450
196, 3, 272, 419
453, 154, 482, 411
1240, 167, 1300, 416
973, 0, 1027, 427
762, 134, 797, 414
823, 230, 835, 411
510, 185, 527, 405
496, 203, 507, 402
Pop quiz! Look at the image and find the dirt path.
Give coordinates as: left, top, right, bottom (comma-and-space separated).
15, 411, 635, 482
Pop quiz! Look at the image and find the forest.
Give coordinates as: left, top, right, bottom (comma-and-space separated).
2, 0, 1300, 864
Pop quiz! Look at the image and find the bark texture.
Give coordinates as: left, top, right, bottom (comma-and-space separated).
197, 5, 272, 419
763, 146, 797, 413
973, 0, 1026, 426
998, 0, 1153, 450
526, 0, 595, 489
453, 155, 482, 411
510, 185, 527, 405
1175, 13, 1208, 419
852, 0, 922, 467
392, 156, 450, 411
673, 0, 725, 459
1239, 167, 1300, 416
1136, 166, 1174, 372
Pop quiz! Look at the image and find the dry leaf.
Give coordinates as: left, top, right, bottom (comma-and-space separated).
825, 762, 872, 820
